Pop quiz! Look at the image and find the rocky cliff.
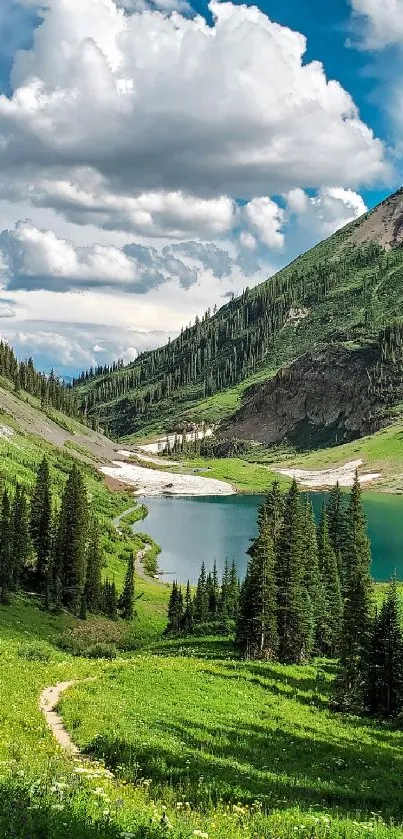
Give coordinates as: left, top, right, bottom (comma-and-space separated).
222, 345, 396, 449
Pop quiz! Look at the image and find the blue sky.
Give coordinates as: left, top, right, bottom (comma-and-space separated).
0, 0, 401, 374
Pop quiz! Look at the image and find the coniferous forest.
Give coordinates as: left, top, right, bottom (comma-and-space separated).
166, 476, 403, 719
0, 456, 134, 621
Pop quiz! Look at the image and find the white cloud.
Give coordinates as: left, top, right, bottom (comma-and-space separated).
244, 197, 285, 248
13, 330, 97, 367
287, 187, 367, 237
0, 0, 387, 228
350, 0, 403, 49
239, 231, 257, 250
121, 345, 138, 363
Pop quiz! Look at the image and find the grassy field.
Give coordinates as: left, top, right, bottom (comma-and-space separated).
1, 592, 403, 839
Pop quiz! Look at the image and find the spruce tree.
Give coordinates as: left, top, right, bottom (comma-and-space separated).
317, 507, 342, 657
365, 578, 403, 717
219, 559, 230, 619
326, 482, 347, 582
0, 489, 11, 604
228, 559, 240, 620
193, 561, 209, 623
302, 498, 326, 656
84, 520, 102, 613
166, 581, 184, 632
236, 506, 278, 659
30, 457, 52, 588
11, 486, 30, 589
182, 580, 194, 631
101, 579, 118, 619
264, 480, 284, 553
276, 480, 313, 664
335, 474, 373, 710
54, 465, 88, 616
120, 551, 135, 620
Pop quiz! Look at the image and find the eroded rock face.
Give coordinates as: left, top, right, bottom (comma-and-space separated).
222, 345, 386, 448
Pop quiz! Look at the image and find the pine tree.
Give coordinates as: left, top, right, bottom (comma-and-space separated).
207, 560, 219, 618
30, 457, 52, 588
264, 480, 284, 553
166, 581, 184, 632
193, 561, 209, 623
317, 506, 342, 657
236, 506, 278, 659
219, 559, 230, 619
335, 474, 373, 710
0, 489, 11, 604
365, 578, 403, 717
101, 579, 118, 619
228, 559, 240, 620
11, 487, 30, 589
326, 482, 347, 583
54, 465, 88, 616
182, 580, 194, 631
120, 551, 135, 620
276, 480, 313, 664
301, 498, 326, 656
84, 520, 102, 613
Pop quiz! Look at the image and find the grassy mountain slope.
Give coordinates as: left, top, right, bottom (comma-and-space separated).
75, 188, 403, 441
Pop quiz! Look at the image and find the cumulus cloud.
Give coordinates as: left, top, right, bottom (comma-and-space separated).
0, 0, 387, 232
244, 197, 285, 248
287, 187, 367, 237
350, 0, 403, 49
0, 220, 243, 295
13, 330, 97, 367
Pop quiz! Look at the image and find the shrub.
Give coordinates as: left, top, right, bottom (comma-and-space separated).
18, 643, 52, 662
84, 642, 117, 660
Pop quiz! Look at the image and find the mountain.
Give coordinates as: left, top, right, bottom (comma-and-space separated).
74, 188, 403, 445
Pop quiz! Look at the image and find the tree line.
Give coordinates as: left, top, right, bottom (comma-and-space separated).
166, 476, 403, 718
166, 559, 240, 634
0, 340, 78, 417
0, 458, 135, 621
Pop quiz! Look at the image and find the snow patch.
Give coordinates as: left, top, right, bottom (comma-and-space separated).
276, 459, 382, 489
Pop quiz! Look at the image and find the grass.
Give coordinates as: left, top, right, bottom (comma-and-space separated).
2, 593, 403, 839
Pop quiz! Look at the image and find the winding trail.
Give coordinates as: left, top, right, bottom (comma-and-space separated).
39, 681, 81, 756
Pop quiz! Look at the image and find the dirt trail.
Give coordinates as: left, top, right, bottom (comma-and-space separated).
39, 681, 81, 755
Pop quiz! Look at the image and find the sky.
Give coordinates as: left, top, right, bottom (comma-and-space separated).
0, 0, 402, 376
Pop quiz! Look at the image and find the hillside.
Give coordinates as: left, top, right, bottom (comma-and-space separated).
73, 188, 403, 442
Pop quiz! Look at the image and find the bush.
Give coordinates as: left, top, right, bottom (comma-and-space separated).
84, 643, 117, 660
57, 619, 124, 655
18, 643, 52, 662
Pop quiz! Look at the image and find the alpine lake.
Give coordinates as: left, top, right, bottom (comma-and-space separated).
134, 492, 403, 584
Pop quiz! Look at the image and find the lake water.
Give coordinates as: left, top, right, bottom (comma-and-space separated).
135, 493, 403, 584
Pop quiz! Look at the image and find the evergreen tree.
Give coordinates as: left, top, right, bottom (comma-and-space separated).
101, 579, 118, 619
228, 559, 240, 620
207, 561, 219, 618
166, 581, 184, 632
317, 506, 342, 657
84, 520, 102, 613
335, 474, 373, 710
54, 465, 88, 616
30, 457, 52, 588
182, 580, 194, 631
264, 480, 284, 553
11, 487, 30, 589
365, 577, 403, 717
276, 480, 313, 664
301, 498, 326, 656
193, 561, 209, 623
236, 506, 278, 659
326, 482, 347, 582
0, 490, 11, 604
120, 551, 135, 620
219, 559, 230, 618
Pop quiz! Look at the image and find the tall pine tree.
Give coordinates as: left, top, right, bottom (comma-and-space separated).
365, 577, 403, 717
317, 506, 342, 657
236, 506, 278, 659
30, 457, 52, 588
54, 465, 88, 616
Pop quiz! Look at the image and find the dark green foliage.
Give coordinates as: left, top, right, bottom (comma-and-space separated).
120, 551, 135, 621
182, 580, 194, 631
101, 579, 118, 620
335, 474, 373, 710
30, 456, 52, 588
166, 581, 184, 633
11, 486, 31, 588
53, 464, 89, 616
317, 507, 343, 657
326, 482, 348, 582
0, 490, 11, 603
365, 577, 403, 717
277, 480, 314, 663
84, 520, 102, 613
193, 561, 209, 623
237, 508, 278, 659
302, 499, 327, 656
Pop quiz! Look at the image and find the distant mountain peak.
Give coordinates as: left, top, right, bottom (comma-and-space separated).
350, 187, 403, 250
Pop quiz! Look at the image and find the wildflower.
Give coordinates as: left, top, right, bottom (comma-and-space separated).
193, 831, 209, 838
103, 809, 110, 817
51, 804, 65, 811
